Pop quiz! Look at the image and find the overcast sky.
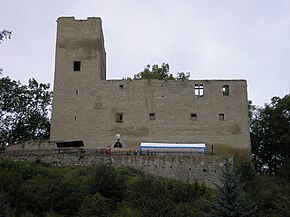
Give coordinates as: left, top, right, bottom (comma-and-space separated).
1, 0, 290, 106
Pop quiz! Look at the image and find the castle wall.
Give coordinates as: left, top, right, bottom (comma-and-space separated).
50, 17, 251, 155
0, 151, 232, 187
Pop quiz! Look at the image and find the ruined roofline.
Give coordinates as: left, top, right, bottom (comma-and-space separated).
57, 16, 102, 22
102, 78, 248, 82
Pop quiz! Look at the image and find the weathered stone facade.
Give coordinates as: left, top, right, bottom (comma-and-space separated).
50, 17, 250, 155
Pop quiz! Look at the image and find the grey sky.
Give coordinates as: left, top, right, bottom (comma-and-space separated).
1, 0, 290, 106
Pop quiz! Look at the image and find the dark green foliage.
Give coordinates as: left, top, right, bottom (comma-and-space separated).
0, 77, 52, 145
128, 175, 208, 217
0, 190, 14, 217
77, 193, 109, 217
251, 94, 290, 175
206, 161, 255, 217
1, 158, 290, 216
0, 159, 210, 217
133, 63, 190, 80
89, 164, 126, 204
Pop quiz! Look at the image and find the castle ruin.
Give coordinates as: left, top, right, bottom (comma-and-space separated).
50, 17, 251, 155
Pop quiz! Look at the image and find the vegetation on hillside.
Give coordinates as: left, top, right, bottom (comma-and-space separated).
0, 158, 289, 217
0, 159, 210, 217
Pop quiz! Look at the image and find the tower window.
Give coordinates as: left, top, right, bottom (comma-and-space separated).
222, 85, 230, 96
190, 113, 197, 121
218, 113, 225, 121
195, 84, 204, 97
115, 113, 123, 122
149, 113, 156, 120
73, 61, 81, 71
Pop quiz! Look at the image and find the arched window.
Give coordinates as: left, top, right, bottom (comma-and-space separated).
222, 85, 230, 96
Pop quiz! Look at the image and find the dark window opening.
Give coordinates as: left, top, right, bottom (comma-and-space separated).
219, 113, 225, 121
76, 90, 78, 95
119, 84, 124, 89
115, 113, 123, 122
222, 85, 230, 96
73, 61, 81, 71
149, 113, 156, 120
195, 84, 204, 97
74, 116, 77, 121
162, 95, 164, 98
113, 141, 123, 148
190, 113, 197, 121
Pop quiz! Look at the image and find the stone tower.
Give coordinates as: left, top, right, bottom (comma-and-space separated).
51, 17, 251, 155
50, 17, 106, 143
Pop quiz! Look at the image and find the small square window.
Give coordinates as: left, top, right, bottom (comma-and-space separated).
115, 113, 123, 122
218, 113, 225, 121
73, 61, 81, 71
149, 113, 156, 120
190, 113, 197, 121
119, 84, 124, 89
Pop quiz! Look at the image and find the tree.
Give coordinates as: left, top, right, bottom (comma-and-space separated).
0, 30, 12, 75
0, 30, 12, 44
78, 193, 109, 217
206, 161, 255, 217
251, 94, 290, 175
176, 72, 190, 81
0, 77, 52, 145
133, 63, 190, 80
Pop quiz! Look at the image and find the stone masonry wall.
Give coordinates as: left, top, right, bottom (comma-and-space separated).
0, 150, 232, 187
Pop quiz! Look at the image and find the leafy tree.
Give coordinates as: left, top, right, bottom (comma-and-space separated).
78, 193, 109, 217
89, 164, 126, 204
133, 63, 190, 80
176, 72, 190, 81
0, 77, 52, 145
0, 30, 12, 43
0, 30, 12, 75
251, 94, 290, 175
206, 161, 255, 217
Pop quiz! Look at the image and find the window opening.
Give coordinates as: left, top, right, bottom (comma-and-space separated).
119, 84, 124, 89
73, 61, 81, 71
218, 113, 225, 121
222, 85, 230, 96
195, 84, 204, 97
76, 90, 78, 95
74, 116, 77, 121
190, 113, 197, 121
149, 113, 156, 120
115, 113, 123, 122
